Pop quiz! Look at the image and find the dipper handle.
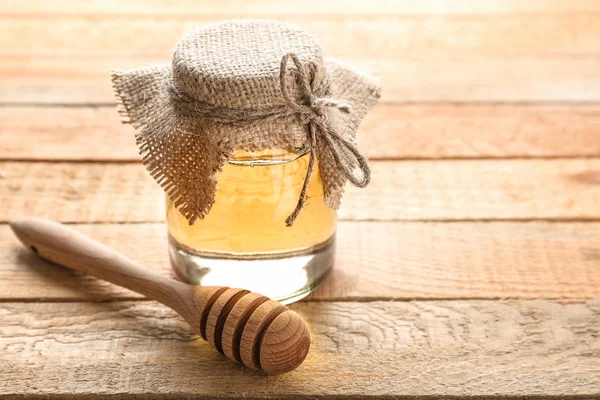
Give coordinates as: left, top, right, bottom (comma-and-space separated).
10, 217, 200, 316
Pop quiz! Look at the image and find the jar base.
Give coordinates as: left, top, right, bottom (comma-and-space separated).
168, 235, 335, 304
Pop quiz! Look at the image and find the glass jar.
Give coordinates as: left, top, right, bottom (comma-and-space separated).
167, 147, 336, 304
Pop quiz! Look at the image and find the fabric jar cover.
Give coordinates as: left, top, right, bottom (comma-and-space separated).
111, 20, 381, 226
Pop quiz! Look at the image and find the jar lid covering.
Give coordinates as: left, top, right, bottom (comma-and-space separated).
112, 20, 381, 225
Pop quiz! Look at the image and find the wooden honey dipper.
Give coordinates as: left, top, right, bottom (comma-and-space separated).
10, 217, 311, 375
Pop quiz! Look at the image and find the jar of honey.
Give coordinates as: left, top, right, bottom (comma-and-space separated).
112, 20, 380, 303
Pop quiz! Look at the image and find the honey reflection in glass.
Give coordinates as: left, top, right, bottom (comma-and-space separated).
167, 148, 336, 303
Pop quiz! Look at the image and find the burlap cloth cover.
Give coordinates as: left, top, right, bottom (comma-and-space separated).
111, 20, 381, 226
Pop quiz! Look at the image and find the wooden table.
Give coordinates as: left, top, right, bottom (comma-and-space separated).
1, 1, 599, 398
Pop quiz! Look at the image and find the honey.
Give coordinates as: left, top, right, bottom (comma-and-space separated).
167, 148, 337, 303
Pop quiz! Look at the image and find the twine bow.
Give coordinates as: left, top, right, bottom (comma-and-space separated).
278, 53, 370, 226
169, 53, 371, 226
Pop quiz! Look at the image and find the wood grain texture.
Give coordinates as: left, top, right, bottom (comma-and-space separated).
4, 56, 600, 104
0, 106, 140, 161
4, 0, 600, 15
2, 8, 600, 103
2, 221, 599, 302
364, 104, 600, 159
0, 300, 598, 398
3, 13, 599, 58
3, 105, 600, 161
1, 159, 599, 223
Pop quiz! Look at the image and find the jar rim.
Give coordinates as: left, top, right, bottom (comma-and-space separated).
227, 146, 311, 166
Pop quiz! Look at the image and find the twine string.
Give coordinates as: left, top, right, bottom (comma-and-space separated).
279, 53, 370, 226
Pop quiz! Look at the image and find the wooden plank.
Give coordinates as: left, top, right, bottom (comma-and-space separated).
363, 104, 600, 159
2, 221, 599, 302
4, 0, 600, 15
3, 14, 600, 59
1, 159, 599, 223
0, 107, 140, 161
2, 4, 600, 104
4, 55, 600, 104
2, 11, 600, 104
1, 300, 598, 398
3, 105, 600, 161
